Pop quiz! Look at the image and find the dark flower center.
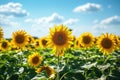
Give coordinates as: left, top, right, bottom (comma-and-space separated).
53, 32, 67, 45
101, 38, 112, 49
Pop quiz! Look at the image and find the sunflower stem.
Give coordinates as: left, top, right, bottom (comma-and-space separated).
60, 71, 69, 80
56, 51, 60, 80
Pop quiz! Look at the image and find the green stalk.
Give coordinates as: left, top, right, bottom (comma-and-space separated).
60, 71, 69, 80
56, 51, 60, 80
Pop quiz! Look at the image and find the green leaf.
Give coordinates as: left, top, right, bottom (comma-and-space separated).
86, 67, 102, 79
27, 68, 37, 79
62, 72, 85, 80
81, 62, 97, 69
0, 60, 6, 68
97, 63, 110, 71
0, 65, 6, 75
9, 74, 19, 80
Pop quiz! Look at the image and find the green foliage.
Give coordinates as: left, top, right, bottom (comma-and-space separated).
0, 48, 120, 80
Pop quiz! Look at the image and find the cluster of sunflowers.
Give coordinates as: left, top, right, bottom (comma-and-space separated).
0, 24, 120, 79
0, 24, 120, 54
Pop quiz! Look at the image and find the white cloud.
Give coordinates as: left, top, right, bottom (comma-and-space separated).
25, 13, 64, 24
24, 13, 65, 37
0, 2, 29, 17
47, 13, 64, 23
0, 14, 20, 27
24, 19, 33, 23
73, 3, 101, 13
92, 15, 120, 35
0, 14, 21, 38
0, 2, 29, 38
93, 24, 120, 36
24, 13, 79, 37
25, 13, 79, 26
64, 18, 79, 25
100, 15, 120, 25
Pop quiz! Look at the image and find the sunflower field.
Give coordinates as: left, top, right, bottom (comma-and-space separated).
0, 24, 120, 80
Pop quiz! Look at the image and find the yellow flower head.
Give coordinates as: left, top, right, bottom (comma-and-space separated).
11, 30, 28, 48
70, 35, 76, 48
97, 33, 116, 55
0, 39, 10, 51
28, 35, 35, 44
75, 38, 83, 49
79, 32, 94, 48
36, 67, 45, 73
48, 24, 72, 51
40, 37, 48, 48
34, 39, 40, 49
45, 66, 55, 78
113, 35, 120, 50
0, 27, 4, 40
117, 36, 120, 45
36, 66, 55, 78
28, 52, 42, 67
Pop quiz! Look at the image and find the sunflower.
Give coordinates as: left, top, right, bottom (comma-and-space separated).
114, 35, 120, 50
93, 37, 98, 45
36, 66, 55, 78
97, 33, 116, 55
117, 36, 120, 48
45, 66, 55, 78
11, 30, 28, 48
75, 38, 83, 49
36, 66, 45, 73
28, 52, 42, 67
34, 39, 41, 49
10, 45, 19, 51
79, 32, 94, 48
0, 39, 10, 51
28, 35, 35, 44
47, 24, 72, 51
25, 35, 35, 50
74, 38, 79, 48
0, 27, 4, 40
40, 37, 48, 48
70, 35, 76, 49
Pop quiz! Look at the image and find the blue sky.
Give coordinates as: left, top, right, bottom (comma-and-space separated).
0, 0, 120, 38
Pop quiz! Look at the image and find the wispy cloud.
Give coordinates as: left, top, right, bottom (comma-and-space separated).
25, 13, 64, 24
73, 3, 101, 13
47, 13, 64, 23
0, 14, 20, 27
25, 13, 79, 26
100, 15, 120, 25
24, 13, 64, 37
24, 13, 79, 37
92, 15, 120, 35
0, 2, 29, 38
0, 2, 29, 17
64, 18, 79, 25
